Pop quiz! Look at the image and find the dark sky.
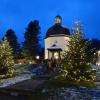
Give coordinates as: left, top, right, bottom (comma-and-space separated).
0, 0, 100, 44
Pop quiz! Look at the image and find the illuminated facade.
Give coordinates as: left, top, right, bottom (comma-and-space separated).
45, 15, 70, 59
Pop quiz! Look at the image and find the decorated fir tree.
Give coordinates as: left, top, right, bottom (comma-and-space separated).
3, 29, 20, 60
0, 37, 14, 78
60, 21, 95, 82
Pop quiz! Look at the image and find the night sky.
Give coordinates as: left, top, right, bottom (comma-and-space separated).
0, 0, 100, 44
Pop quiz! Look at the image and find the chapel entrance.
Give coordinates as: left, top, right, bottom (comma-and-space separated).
47, 44, 62, 60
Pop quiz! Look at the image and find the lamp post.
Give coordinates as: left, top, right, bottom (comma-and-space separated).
36, 55, 40, 60
36, 55, 40, 64
94, 52, 97, 65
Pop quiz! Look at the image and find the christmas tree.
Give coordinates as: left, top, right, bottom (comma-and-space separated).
0, 37, 14, 78
60, 21, 95, 82
3, 29, 20, 60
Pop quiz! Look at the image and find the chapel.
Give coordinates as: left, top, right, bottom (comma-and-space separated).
45, 15, 70, 59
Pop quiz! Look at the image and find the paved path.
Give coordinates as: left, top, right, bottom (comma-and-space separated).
0, 79, 46, 100
0, 93, 27, 100
6, 79, 45, 90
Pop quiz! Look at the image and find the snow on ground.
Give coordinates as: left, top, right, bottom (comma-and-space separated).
0, 65, 42, 88
0, 74, 33, 88
42, 87, 100, 100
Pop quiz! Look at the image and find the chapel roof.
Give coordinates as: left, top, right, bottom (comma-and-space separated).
45, 24, 70, 38
45, 15, 70, 38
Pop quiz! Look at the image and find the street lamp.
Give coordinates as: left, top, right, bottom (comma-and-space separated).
36, 55, 40, 60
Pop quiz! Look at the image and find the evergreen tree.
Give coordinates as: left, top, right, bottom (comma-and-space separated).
59, 21, 95, 82
3, 29, 20, 59
0, 37, 14, 77
90, 39, 100, 52
23, 20, 41, 60
86, 39, 100, 64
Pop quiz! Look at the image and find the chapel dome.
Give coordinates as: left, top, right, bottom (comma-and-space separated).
46, 21, 70, 38
45, 15, 70, 38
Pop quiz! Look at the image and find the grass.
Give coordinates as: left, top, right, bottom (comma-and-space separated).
27, 76, 96, 100
41, 76, 96, 89
14, 64, 29, 75
96, 79, 100, 83
28, 92, 47, 100
0, 88, 46, 100
0, 75, 97, 100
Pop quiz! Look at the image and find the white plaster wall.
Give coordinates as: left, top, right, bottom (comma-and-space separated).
45, 36, 70, 59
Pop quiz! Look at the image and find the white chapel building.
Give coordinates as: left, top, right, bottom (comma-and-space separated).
45, 15, 70, 59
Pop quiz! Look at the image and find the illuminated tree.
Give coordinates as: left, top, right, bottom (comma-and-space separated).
0, 37, 14, 77
3, 29, 20, 60
60, 21, 95, 81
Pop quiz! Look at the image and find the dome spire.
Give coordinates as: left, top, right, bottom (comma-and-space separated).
55, 14, 62, 24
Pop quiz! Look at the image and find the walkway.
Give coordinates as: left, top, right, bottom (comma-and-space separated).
0, 79, 46, 100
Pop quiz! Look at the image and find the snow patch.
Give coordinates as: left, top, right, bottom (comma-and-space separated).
0, 74, 33, 87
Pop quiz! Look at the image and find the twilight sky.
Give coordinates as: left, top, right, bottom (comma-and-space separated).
0, 0, 100, 44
